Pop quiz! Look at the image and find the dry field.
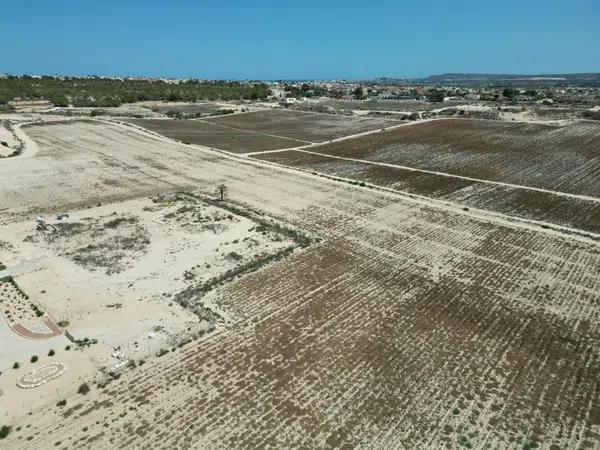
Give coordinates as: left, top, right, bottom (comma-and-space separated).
126, 109, 398, 153
299, 118, 600, 196
252, 150, 600, 236
203, 109, 399, 142
321, 98, 455, 113
0, 116, 599, 449
123, 118, 305, 153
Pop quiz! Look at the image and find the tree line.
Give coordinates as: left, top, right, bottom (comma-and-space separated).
0, 76, 271, 107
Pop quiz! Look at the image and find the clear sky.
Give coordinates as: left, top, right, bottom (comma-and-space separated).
1, 0, 599, 79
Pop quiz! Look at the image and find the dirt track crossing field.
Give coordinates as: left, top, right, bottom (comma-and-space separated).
123, 118, 307, 153
1, 119, 600, 449
203, 109, 399, 142
305, 118, 600, 197
252, 149, 600, 235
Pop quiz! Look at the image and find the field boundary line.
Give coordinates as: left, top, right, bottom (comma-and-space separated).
263, 148, 600, 204
196, 118, 313, 145
243, 118, 435, 155
302, 168, 600, 245
101, 119, 600, 245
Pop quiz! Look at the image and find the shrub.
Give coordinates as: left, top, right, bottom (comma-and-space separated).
56, 399, 67, 407
30, 355, 38, 363
0, 425, 11, 439
12, 362, 19, 369
50, 95, 69, 107
77, 383, 90, 395
48, 349, 55, 356
65, 345, 71, 351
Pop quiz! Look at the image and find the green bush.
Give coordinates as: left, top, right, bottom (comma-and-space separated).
0, 425, 11, 439
30, 355, 38, 363
50, 95, 69, 107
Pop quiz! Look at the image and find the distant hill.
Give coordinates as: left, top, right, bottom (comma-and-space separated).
420, 73, 600, 87
371, 73, 600, 87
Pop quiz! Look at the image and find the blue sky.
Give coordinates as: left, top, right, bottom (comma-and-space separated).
1, 0, 599, 79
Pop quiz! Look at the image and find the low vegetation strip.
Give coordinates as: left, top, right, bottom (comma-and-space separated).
156, 192, 318, 322
0, 76, 270, 106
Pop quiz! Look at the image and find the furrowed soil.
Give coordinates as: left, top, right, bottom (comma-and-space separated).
252, 150, 600, 235
306, 118, 600, 196
123, 118, 304, 153
1, 118, 599, 449
204, 109, 399, 142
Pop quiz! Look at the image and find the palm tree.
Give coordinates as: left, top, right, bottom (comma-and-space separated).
216, 183, 227, 201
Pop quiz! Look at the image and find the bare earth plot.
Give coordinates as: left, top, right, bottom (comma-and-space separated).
0, 119, 599, 449
123, 118, 305, 153
0, 119, 236, 221
203, 109, 399, 142
252, 150, 600, 235
299, 118, 600, 197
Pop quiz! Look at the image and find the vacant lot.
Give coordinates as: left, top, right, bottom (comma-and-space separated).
0, 117, 599, 449
204, 109, 399, 142
124, 118, 304, 152
307, 118, 600, 197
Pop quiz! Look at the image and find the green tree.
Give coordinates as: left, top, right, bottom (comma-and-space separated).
503, 88, 518, 99
353, 86, 364, 99
427, 89, 445, 102
50, 95, 69, 107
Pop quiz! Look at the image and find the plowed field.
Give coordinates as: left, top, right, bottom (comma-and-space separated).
306, 119, 600, 196
1, 118, 599, 449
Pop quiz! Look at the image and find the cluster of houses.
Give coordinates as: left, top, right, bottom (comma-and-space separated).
268, 80, 599, 105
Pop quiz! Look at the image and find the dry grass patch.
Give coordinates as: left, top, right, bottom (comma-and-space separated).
25, 214, 150, 275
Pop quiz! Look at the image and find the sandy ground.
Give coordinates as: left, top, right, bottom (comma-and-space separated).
0, 115, 598, 449
0, 193, 299, 422
0, 121, 21, 157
